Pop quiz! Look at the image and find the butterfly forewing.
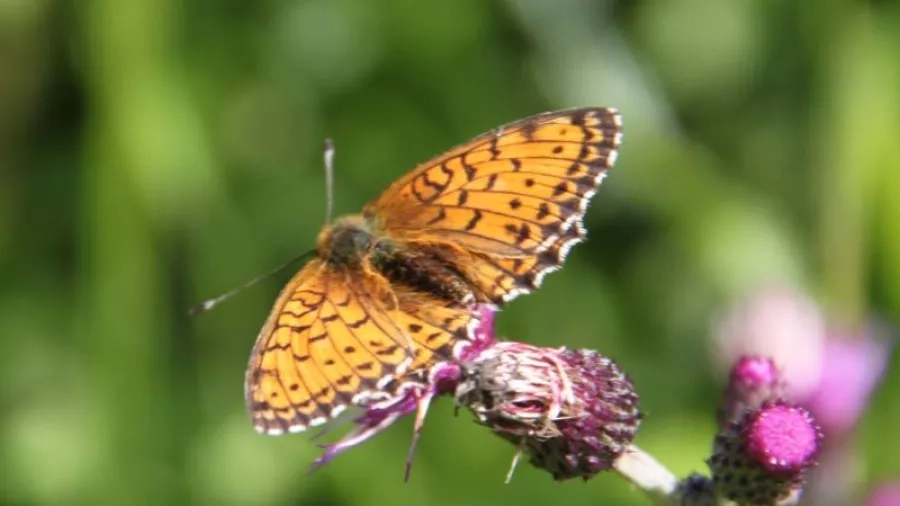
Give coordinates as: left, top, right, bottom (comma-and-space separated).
366, 107, 623, 303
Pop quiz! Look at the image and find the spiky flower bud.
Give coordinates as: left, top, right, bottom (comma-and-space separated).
456, 342, 641, 481
709, 401, 822, 505
718, 355, 787, 427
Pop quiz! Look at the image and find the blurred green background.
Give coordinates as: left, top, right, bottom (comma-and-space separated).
1, 0, 899, 505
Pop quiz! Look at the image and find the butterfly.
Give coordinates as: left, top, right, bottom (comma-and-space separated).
245, 107, 623, 435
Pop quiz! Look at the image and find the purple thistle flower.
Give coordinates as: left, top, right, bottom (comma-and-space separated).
744, 402, 821, 474
805, 329, 894, 436
455, 341, 641, 481
709, 401, 822, 505
866, 482, 900, 506
712, 285, 894, 439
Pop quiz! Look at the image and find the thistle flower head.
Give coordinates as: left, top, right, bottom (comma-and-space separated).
709, 400, 822, 505
744, 402, 821, 474
456, 341, 641, 481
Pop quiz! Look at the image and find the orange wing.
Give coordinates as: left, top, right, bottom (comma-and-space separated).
245, 259, 481, 435
365, 107, 623, 303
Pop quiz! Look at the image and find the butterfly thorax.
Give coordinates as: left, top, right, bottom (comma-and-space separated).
317, 215, 476, 305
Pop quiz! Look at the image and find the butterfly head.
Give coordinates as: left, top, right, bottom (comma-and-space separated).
317, 214, 393, 267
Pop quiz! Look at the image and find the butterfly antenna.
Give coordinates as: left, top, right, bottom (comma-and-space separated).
323, 138, 335, 225
188, 250, 314, 316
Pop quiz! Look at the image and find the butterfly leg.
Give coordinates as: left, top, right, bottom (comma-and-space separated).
309, 409, 407, 473
403, 359, 466, 481
308, 393, 419, 473
505, 442, 526, 484
404, 385, 437, 482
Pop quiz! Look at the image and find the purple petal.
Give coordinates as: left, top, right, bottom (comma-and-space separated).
712, 285, 826, 400
309, 390, 419, 472
805, 331, 894, 435
458, 304, 498, 362
866, 482, 900, 506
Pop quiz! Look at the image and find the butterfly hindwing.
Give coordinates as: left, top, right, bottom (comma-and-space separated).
246, 260, 415, 434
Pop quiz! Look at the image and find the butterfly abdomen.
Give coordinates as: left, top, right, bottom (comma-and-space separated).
373, 244, 475, 306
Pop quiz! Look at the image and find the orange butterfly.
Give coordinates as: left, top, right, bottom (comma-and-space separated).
245, 107, 623, 435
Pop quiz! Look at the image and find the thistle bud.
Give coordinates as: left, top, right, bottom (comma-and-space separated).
709, 401, 822, 505
718, 355, 787, 427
